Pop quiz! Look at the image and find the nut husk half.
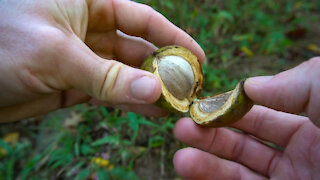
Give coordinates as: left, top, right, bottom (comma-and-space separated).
190, 80, 253, 127
142, 45, 203, 113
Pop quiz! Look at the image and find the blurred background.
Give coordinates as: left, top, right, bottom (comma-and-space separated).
1, 0, 320, 179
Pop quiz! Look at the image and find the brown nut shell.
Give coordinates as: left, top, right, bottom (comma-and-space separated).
190, 80, 253, 127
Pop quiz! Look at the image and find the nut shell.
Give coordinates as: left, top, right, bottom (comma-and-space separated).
190, 80, 254, 127
142, 46, 253, 128
142, 45, 203, 113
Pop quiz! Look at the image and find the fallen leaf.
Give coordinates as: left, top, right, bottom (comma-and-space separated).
3, 132, 19, 144
240, 46, 254, 56
286, 27, 307, 39
0, 148, 7, 156
91, 157, 109, 167
307, 44, 320, 54
64, 111, 84, 128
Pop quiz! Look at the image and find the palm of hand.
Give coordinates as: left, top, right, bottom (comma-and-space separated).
272, 122, 320, 179
174, 106, 320, 180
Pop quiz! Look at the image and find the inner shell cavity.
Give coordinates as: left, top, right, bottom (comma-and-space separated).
158, 55, 195, 100
199, 92, 232, 113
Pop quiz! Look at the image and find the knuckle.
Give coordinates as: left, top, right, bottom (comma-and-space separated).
304, 57, 320, 71
308, 131, 320, 161
301, 57, 320, 82
140, 4, 157, 26
18, 68, 57, 94
230, 137, 245, 162
309, 56, 320, 63
207, 128, 219, 152
230, 166, 243, 180
98, 60, 123, 101
140, 3, 155, 12
19, 28, 71, 93
33, 27, 70, 56
251, 107, 265, 131
252, 111, 267, 134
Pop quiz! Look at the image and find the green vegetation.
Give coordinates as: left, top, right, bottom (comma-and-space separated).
1, 0, 319, 179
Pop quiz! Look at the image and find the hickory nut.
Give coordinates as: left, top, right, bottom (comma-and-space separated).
142, 45, 253, 127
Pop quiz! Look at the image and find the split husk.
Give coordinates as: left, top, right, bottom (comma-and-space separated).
142, 45, 253, 127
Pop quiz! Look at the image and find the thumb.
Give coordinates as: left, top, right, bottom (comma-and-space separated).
48, 37, 162, 105
244, 58, 320, 124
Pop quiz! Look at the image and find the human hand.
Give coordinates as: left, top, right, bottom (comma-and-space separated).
173, 58, 320, 179
0, 0, 205, 122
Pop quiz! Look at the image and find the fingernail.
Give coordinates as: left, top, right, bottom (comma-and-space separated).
246, 76, 273, 86
130, 76, 157, 101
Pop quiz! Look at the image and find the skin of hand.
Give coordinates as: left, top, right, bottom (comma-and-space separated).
173, 57, 320, 179
0, 0, 205, 122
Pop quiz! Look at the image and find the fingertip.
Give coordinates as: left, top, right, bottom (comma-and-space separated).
173, 148, 192, 177
146, 73, 163, 103
185, 41, 205, 64
245, 76, 273, 88
174, 118, 195, 141
173, 148, 205, 179
130, 72, 162, 104
244, 76, 273, 101
177, 37, 205, 64
196, 44, 206, 64
174, 148, 267, 180
174, 118, 215, 151
153, 74, 163, 101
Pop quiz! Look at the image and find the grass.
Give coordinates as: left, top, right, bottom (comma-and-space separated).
0, 0, 319, 179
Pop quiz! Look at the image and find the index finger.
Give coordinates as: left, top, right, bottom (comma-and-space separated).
88, 0, 205, 63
